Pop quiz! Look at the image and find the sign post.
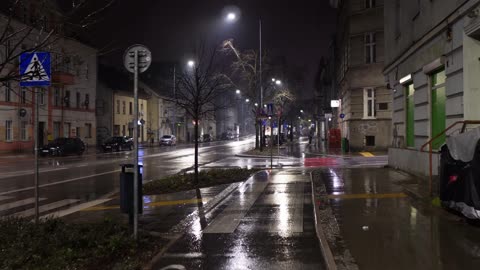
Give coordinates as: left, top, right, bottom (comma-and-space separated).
124, 45, 151, 239
20, 52, 51, 223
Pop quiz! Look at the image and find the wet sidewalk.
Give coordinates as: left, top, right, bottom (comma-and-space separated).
66, 169, 325, 269
312, 167, 480, 270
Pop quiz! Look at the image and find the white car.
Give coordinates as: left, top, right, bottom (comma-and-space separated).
159, 135, 176, 146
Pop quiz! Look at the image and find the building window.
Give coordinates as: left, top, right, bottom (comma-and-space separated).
64, 122, 71, 138
431, 69, 447, 149
363, 88, 376, 119
21, 121, 27, 141
64, 90, 70, 107
39, 89, 45, 105
85, 94, 89, 109
129, 102, 133, 115
122, 125, 126, 136
378, 103, 388, 110
85, 123, 92, 138
114, 125, 120, 136
21, 88, 27, 104
54, 88, 61, 106
365, 0, 375, 9
76, 127, 81, 138
5, 120, 12, 141
53, 122, 61, 138
365, 33, 376, 64
4, 82, 11, 102
76, 92, 81, 108
116, 100, 120, 114
366, 136, 375, 146
140, 103, 144, 114
406, 83, 415, 147
122, 101, 126, 115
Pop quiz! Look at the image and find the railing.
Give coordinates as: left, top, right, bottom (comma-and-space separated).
420, 120, 480, 196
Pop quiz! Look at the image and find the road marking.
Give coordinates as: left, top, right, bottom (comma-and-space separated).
10, 199, 80, 217
81, 198, 207, 211
0, 170, 120, 196
327, 192, 407, 200
0, 195, 12, 202
44, 198, 113, 218
359, 152, 375, 157
0, 197, 47, 212
203, 179, 269, 234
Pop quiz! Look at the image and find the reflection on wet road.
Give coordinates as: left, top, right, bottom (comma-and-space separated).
318, 168, 480, 270
153, 170, 325, 270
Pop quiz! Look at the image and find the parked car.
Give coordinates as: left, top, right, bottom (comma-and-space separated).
40, 137, 85, 156
159, 135, 176, 146
101, 136, 133, 152
202, 134, 213, 142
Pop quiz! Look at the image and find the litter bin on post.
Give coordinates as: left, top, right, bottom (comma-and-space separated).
119, 164, 143, 224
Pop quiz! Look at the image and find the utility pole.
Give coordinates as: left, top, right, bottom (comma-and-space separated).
173, 65, 176, 136
34, 88, 39, 223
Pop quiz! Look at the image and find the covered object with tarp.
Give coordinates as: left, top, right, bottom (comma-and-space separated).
439, 127, 480, 220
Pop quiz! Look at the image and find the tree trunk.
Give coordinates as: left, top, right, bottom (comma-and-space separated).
194, 120, 199, 185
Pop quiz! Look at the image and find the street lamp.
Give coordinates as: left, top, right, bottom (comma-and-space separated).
272, 78, 276, 82
275, 80, 282, 85
226, 12, 236, 22
236, 89, 241, 94
254, 103, 258, 107
187, 60, 195, 68
246, 98, 250, 103
300, 109, 304, 113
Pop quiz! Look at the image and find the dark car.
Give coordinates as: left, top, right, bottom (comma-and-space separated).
102, 136, 133, 152
40, 137, 85, 156
202, 134, 213, 142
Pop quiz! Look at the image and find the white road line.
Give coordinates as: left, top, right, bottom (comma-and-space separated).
10, 199, 80, 218
0, 195, 12, 202
203, 178, 269, 234
0, 170, 120, 196
0, 197, 47, 212
44, 198, 113, 218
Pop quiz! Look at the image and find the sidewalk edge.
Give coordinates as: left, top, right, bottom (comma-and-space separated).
310, 171, 337, 270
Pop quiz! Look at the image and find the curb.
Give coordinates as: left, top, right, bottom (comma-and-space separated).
235, 154, 290, 159
310, 171, 337, 270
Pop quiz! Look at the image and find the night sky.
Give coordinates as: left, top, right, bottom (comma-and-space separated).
90, 0, 336, 95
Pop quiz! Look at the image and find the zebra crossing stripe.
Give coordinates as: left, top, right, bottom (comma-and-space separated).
10, 199, 80, 218
0, 197, 47, 212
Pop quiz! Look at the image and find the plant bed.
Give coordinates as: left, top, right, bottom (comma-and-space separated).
143, 168, 259, 195
0, 217, 159, 270
241, 147, 283, 157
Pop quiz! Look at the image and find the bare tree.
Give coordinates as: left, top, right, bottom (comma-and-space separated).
221, 39, 278, 151
0, 0, 115, 86
172, 44, 230, 184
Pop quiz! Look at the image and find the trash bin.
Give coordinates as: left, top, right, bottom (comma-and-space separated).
119, 164, 143, 215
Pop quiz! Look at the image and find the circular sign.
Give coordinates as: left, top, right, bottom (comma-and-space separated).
123, 44, 152, 74
340, 113, 345, 119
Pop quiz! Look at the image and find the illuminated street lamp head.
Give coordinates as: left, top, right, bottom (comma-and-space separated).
300, 109, 304, 113
187, 60, 195, 68
275, 80, 282, 85
245, 98, 250, 103
226, 12, 236, 22
271, 78, 276, 82
298, 116, 301, 119
236, 89, 241, 94
268, 116, 272, 120
308, 119, 312, 122
254, 103, 258, 107
264, 104, 267, 108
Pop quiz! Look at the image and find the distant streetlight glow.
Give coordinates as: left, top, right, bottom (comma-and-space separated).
254, 103, 258, 107
275, 80, 282, 85
245, 98, 250, 103
187, 60, 195, 68
226, 12, 237, 22
300, 109, 304, 113
272, 78, 276, 82
236, 89, 241, 94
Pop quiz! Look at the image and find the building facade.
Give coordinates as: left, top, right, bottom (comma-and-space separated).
330, 0, 392, 150
385, 0, 480, 177
0, 2, 97, 152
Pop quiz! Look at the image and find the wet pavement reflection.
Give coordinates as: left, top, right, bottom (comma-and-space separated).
318, 167, 480, 270
153, 170, 325, 270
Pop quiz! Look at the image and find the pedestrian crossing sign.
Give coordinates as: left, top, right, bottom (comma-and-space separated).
19, 52, 51, 87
